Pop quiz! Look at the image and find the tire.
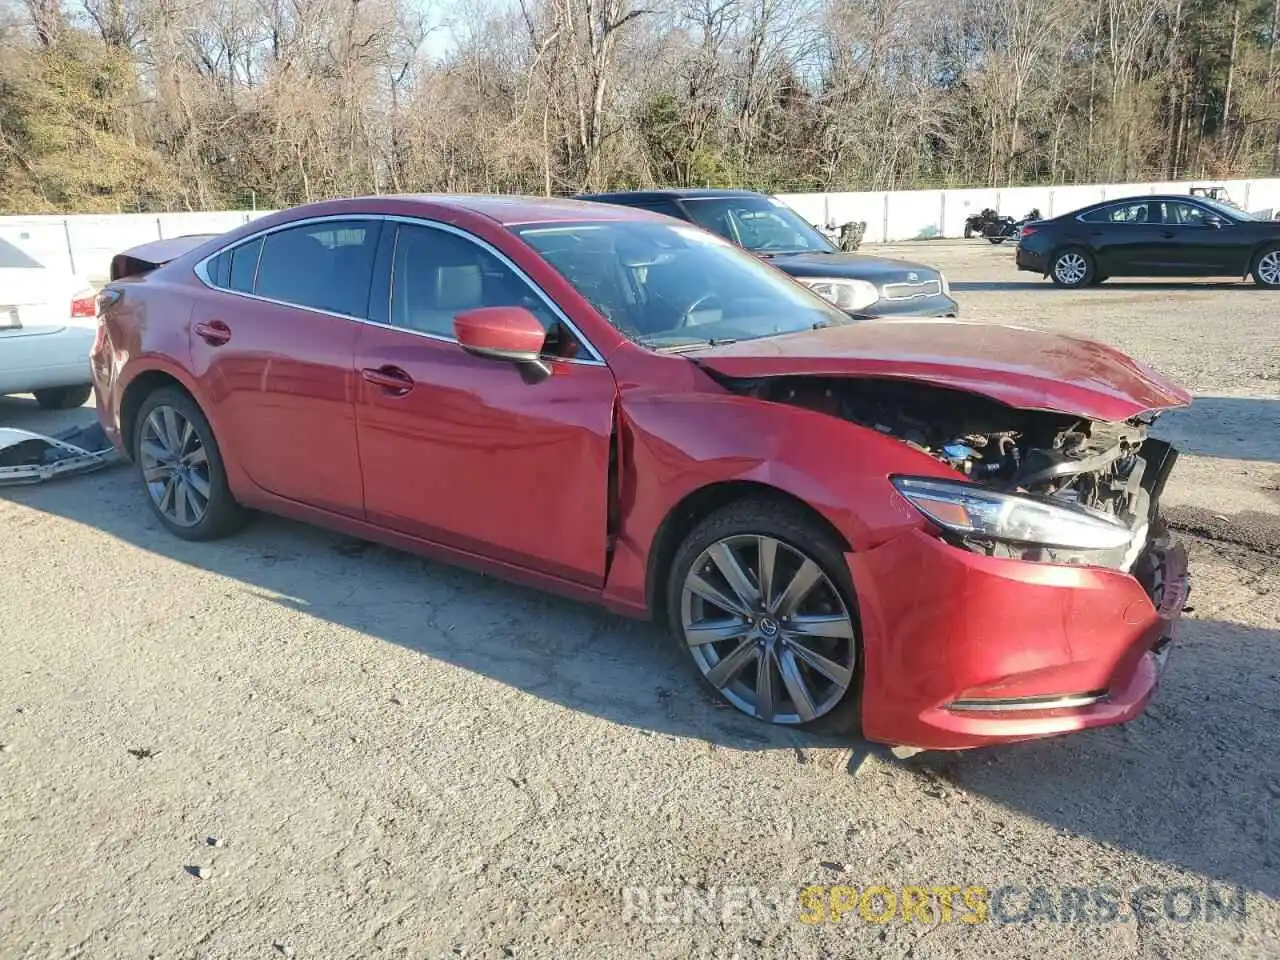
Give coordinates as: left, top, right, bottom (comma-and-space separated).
963, 226, 973, 239
1049, 247, 1094, 288
664, 497, 862, 735
133, 386, 248, 541
33, 384, 92, 409
988, 237, 1006, 245
1250, 244, 1280, 288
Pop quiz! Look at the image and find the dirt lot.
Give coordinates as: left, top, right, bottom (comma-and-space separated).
1, 240, 1277, 960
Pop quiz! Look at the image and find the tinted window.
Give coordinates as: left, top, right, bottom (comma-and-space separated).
0, 237, 44, 269
255, 220, 380, 317
636, 200, 687, 220
681, 196, 834, 253
390, 224, 572, 352
514, 219, 849, 349
228, 237, 263, 292
1080, 202, 1155, 224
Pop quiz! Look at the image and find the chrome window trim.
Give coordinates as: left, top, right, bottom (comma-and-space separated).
192, 212, 607, 366
1074, 198, 1233, 227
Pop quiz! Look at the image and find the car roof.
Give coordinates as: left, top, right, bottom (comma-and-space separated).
301, 193, 661, 228
575, 188, 766, 202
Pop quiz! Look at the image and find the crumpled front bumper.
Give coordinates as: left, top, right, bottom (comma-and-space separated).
851, 529, 1190, 751
0, 422, 121, 485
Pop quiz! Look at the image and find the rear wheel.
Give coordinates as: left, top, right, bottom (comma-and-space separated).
988, 236, 1006, 245
1049, 247, 1094, 288
33, 384, 92, 409
1251, 245, 1280, 288
664, 498, 861, 734
133, 387, 247, 541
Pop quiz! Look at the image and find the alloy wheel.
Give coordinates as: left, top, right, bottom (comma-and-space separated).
679, 535, 856, 724
1054, 252, 1088, 285
1258, 250, 1280, 286
138, 405, 212, 527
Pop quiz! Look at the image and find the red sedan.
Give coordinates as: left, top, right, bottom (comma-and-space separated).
90, 195, 1191, 751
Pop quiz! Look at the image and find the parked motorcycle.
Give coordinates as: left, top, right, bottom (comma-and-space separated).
980, 208, 1043, 244
963, 208, 1004, 239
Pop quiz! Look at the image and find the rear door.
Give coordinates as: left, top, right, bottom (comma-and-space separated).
1077, 201, 1165, 274
188, 218, 381, 517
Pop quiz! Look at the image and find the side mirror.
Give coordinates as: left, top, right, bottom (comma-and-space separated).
1204, 214, 1225, 229
454, 306, 551, 381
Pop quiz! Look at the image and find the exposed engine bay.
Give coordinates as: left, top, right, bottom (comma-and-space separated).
722, 376, 1180, 570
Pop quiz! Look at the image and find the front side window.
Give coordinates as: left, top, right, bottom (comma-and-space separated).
389, 224, 580, 356
253, 219, 381, 317
1081, 202, 1154, 224
514, 219, 850, 350
681, 197, 835, 255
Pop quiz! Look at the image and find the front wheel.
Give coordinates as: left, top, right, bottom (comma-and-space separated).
1251, 245, 1280, 288
963, 226, 974, 239
988, 236, 1007, 245
133, 387, 248, 541
1049, 247, 1094, 288
34, 384, 92, 409
664, 498, 861, 734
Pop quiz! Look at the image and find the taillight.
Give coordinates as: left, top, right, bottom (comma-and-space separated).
1019, 225, 1038, 239
71, 292, 96, 318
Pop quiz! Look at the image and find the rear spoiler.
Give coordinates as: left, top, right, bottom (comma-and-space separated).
109, 234, 219, 281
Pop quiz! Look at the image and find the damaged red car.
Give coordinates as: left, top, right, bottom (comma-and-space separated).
90, 196, 1192, 751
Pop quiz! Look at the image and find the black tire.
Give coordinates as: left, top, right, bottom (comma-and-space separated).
133, 386, 248, 541
963, 226, 973, 239
1250, 244, 1280, 288
33, 384, 92, 409
664, 496, 862, 735
1048, 246, 1095, 288
988, 237, 1006, 245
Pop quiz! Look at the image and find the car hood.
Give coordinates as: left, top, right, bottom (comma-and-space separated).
687, 319, 1191, 422
761, 250, 940, 282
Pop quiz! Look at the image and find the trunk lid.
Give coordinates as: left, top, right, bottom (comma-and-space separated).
688, 319, 1191, 422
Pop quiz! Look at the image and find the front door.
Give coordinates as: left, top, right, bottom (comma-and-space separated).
1156, 200, 1245, 274
188, 218, 382, 517
354, 220, 616, 586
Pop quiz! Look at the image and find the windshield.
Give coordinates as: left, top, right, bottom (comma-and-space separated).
513, 220, 850, 349
0, 238, 43, 269
680, 196, 835, 255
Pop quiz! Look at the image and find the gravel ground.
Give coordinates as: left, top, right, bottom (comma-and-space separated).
1, 240, 1277, 960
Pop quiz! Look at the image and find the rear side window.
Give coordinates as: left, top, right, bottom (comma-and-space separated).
252, 220, 381, 317
228, 237, 263, 292
1079, 202, 1153, 224
0, 237, 43, 269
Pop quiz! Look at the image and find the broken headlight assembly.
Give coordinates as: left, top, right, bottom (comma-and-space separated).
891, 475, 1136, 567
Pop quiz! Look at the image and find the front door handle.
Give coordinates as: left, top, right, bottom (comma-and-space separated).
194, 319, 231, 346
362, 365, 414, 396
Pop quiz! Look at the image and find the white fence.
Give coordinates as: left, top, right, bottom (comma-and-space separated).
3, 177, 1279, 282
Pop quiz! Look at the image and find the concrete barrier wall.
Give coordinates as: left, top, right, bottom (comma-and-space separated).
3, 177, 1278, 280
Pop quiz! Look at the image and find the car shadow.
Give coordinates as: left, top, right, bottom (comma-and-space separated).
1152, 395, 1280, 463
952, 279, 1261, 292
3, 462, 1278, 900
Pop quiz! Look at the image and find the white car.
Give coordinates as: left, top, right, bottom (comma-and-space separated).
0, 237, 98, 409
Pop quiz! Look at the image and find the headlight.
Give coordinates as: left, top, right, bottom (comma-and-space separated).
939, 272, 950, 296
796, 277, 880, 311
892, 476, 1133, 551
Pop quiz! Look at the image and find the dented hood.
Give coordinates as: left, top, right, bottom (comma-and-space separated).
688, 319, 1191, 422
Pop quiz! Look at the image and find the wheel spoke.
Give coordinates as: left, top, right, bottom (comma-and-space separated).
686, 572, 751, 617
773, 558, 821, 617
158, 475, 177, 514
186, 471, 211, 501
145, 412, 171, 455
160, 406, 184, 453
787, 639, 854, 687
708, 542, 759, 609
178, 419, 196, 458
777, 648, 817, 722
140, 439, 169, 465
756, 537, 777, 609
685, 619, 750, 647
705, 637, 759, 689
184, 445, 208, 467
786, 613, 855, 641
174, 479, 191, 524
755, 647, 776, 721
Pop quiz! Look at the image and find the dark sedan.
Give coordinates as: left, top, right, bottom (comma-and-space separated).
1016, 194, 1280, 288
576, 189, 959, 319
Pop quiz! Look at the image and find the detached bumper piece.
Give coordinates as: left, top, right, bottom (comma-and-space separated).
0, 422, 121, 486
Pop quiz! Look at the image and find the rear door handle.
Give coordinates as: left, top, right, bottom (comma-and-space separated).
194, 319, 231, 346
362, 365, 414, 396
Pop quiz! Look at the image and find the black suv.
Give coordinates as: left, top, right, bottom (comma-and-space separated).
574, 188, 958, 319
